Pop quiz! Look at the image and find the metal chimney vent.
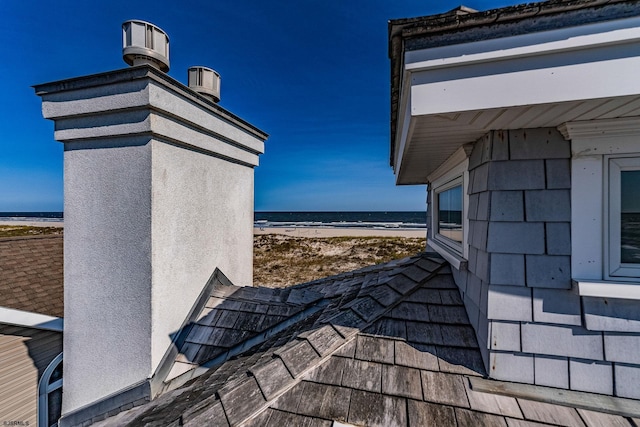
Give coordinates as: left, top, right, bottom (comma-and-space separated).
122, 20, 170, 72
188, 66, 221, 103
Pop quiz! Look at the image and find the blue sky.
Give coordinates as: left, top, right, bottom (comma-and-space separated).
0, 0, 521, 212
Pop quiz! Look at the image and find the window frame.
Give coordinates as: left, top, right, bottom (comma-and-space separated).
427, 148, 470, 268
38, 352, 63, 427
433, 176, 464, 255
559, 118, 640, 300
606, 155, 640, 279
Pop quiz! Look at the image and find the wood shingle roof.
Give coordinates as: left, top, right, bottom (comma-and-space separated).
93, 253, 637, 426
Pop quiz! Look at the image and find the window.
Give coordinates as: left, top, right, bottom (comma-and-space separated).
427, 148, 469, 267
39, 353, 63, 427
607, 157, 640, 279
561, 118, 640, 300
435, 178, 464, 251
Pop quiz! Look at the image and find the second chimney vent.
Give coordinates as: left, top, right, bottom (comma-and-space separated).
122, 20, 170, 72
188, 66, 221, 103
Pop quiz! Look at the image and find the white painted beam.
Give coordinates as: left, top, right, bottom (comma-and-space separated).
0, 306, 63, 332
410, 54, 640, 117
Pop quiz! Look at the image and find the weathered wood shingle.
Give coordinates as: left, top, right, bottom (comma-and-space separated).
355, 335, 394, 363
347, 389, 407, 427
93, 251, 636, 427
341, 359, 382, 393
295, 382, 351, 422
381, 365, 423, 399
218, 377, 267, 425
275, 340, 321, 378
250, 358, 294, 400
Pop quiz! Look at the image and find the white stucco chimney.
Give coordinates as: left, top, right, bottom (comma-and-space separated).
34, 27, 266, 425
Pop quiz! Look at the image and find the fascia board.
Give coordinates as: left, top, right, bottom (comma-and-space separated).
405, 16, 640, 72
409, 53, 640, 117
405, 15, 640, 117
393, 67, 416, 184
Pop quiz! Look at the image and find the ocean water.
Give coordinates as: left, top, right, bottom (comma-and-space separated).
0, 212, 64, 222
0, 211, 427, 230
255, 211, 426, 230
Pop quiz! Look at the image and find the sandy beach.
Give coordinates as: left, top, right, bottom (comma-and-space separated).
0, 220, 64, 227
1, 221, 425, 238
1, 220, 426, 288
254, 226, 425, 238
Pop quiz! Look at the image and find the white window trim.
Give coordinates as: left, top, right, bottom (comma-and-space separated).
576, 280, 640, 300
433, 175, 464, 254
606, 156, 640, 279
427, 237, 467, 270
427, 147, 470, 266
558, 117, 640, 298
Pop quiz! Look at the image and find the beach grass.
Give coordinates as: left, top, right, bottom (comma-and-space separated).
254, 234, 425, 288
1, 225, 426, 288
0, 225, 63, 237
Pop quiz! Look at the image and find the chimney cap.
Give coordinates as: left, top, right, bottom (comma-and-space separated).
122, 19, 170, 72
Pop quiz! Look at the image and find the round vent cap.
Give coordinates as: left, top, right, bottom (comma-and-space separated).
188, 66, 221, 103
122, 20, 170, 72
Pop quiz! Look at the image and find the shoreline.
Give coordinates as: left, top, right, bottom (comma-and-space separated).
254, 226, 425, 238
0, 221, 426, 238
0, 220, 64, 227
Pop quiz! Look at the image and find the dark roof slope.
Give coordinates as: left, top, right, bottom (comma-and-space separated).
93, 253, 634, 426
388, 0, 640, 166
0, 235, 63, 317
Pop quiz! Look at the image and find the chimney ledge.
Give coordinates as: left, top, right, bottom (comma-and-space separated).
34, 65, 268, 141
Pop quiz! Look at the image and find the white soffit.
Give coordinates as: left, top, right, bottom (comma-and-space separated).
395, 16, 640, 184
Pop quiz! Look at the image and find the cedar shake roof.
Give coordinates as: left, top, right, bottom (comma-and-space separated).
388, 0, 640, 166
94, 254, 636, 426
0, 235, 63, 318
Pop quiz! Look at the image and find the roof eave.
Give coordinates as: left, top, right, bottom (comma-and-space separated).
388, 0, 638, 170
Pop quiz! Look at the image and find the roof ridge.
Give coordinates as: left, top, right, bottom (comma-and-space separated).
97, 254, 448, 425
288, 253, 426, 289
208, 255, 448, 426
234, 327, 359, 426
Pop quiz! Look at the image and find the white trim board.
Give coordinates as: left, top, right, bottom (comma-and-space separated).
563, 118, 640, 284
576, 280, 640, 300
0, 306, 63, 332
406, 16, 640, 71
427, 238, 468, 271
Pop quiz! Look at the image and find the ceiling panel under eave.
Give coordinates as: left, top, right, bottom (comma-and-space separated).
392, 16, 640, 185
395, 95, 640, 185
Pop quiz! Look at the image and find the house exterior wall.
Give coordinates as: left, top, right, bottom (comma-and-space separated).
448, 127, 640, 399
0, 324, 62, 425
